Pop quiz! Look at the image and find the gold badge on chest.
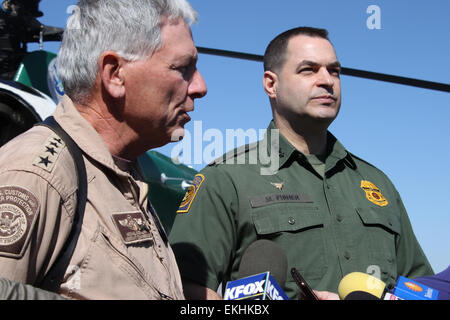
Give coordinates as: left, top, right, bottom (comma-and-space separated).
360, 180, 388, 207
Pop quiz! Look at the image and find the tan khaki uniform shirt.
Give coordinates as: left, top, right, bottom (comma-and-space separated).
0, 96, 184, 300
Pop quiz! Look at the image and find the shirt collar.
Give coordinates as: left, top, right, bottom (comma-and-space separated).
263, 120, 352, 172
264, 120, 298, 170
53, 95, 132, 177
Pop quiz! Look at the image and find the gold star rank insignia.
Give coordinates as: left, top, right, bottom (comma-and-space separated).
360, 180, 388, 207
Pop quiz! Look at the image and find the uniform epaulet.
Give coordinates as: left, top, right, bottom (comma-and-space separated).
348, 152, 379, 170
208, 142, 258, 166
32, 132, 66, 173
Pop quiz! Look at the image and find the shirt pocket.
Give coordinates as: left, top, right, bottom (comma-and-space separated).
70, 224, 172, 300
355, 206, 401, 282
250, 205, 328, 281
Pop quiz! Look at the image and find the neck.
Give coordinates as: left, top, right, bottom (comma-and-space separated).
274, 116, 328, 156
74, 98, 142, 160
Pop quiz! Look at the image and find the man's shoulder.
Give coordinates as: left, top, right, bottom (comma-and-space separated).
192, 141, 274, 194
0, 127, 77, 260
0, 125, 77, 186
201, 141, 267, 181
348, 152, 392, 181
208, 141, 260, 167
1, 126, 58, 167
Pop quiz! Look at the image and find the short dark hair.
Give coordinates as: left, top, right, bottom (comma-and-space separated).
263, 26, 330, 72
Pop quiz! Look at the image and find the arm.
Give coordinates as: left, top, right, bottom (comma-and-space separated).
394, 190, 434, 278
0, 278, 67, 300
169, 168, 238, 298
0, 170, 72, 285
182, 279, 222, 300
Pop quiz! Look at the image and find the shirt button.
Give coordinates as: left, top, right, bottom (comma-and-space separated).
336, 215, 343, 222
288, 217, 296, 225
344, 251, 351, 260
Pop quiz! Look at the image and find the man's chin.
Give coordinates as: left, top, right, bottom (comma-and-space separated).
169, 127, 185, 143
313, 108, 340, 123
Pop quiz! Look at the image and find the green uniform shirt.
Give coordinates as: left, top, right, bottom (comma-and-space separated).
169, 121, 433, 299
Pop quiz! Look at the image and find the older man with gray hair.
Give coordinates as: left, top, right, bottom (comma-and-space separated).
0, 0, 207, 300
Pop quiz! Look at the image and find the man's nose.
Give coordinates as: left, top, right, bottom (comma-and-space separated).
189, 69, 207, 99
316, 67, 335, 88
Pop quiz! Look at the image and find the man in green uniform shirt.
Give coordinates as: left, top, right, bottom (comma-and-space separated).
169, 26, 433, 300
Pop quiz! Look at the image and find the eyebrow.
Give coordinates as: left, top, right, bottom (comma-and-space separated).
174, 52, 197, 63
297, 60, 342, 70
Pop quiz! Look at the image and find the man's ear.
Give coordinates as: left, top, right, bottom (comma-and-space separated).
98, 51, 126, 98
263, 70, 278, 99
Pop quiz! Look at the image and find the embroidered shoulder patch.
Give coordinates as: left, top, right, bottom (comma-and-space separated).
361, 180, 388, 207
176, 174, 205, 214
33, 134, 66, 172
0, 186, 40, 258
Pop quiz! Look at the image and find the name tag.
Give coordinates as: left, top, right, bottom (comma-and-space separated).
112, 212, 153, 245
250, 193, 313, 208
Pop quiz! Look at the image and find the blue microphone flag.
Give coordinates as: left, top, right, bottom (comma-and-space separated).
393, 276, 439, 300
224, 272, 289, 300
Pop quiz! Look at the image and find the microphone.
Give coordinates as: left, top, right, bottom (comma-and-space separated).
223, 239, 289, 300
237, 239, 287, 285
344, 291, 381, 300
338, 272, 387, 300
393, 276, 440, 300
160, 173, 192, 190
338, 272, 440, 300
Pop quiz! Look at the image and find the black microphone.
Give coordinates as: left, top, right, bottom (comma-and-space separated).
223, 239, 289, 300
344, 291, 381, 300
237, 239, 288, 287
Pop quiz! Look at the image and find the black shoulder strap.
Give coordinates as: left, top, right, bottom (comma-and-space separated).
36, 116, 88, 292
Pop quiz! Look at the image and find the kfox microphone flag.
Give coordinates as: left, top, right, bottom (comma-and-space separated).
224, 239, 289, 300
224, 272, 289, 300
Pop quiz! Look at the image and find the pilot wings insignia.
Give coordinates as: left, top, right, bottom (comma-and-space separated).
118, 215, 145, 231
112, 212, 153, 244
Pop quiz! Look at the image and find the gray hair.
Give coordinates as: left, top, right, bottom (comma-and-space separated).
57, 0, 198, 102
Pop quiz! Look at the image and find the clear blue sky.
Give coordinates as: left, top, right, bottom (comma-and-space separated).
32, 0, 449, 273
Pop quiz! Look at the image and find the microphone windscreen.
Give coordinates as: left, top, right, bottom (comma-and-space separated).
344, 291, 381, 300
338, 272, 386, 300
237, 239, 288, 287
